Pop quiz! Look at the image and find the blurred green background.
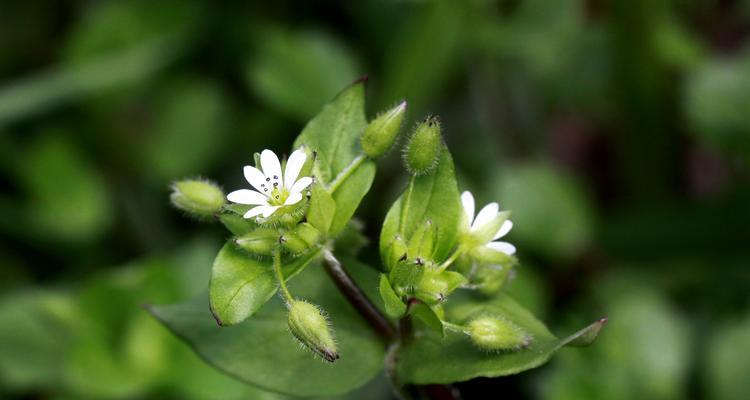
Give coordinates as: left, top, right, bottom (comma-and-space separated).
1, 0, 749, 399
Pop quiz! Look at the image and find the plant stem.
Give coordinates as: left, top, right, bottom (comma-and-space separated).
321, 249, 396, 341
273, 248, 294, 305
328, 154, 367, 193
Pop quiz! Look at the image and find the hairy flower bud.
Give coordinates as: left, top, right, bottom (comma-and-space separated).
234, 228, 278, 256
403, 116, 442, 175
294, 222, 321, 246
361, 101, 407, 158
170, 179, 225, 218
287, 300, 339, 362
279, 232, 310, 254
467, 316, 531, 352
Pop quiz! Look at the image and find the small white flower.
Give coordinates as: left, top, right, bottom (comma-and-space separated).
227, 148, 312, 219
461, 190, 516, 256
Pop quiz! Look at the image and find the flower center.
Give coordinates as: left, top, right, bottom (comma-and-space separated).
267, 186, 289, 206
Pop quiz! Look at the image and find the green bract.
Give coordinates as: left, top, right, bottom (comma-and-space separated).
155, 82, 605, 397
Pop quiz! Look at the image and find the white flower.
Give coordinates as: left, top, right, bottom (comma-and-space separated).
460, 190, 516, 256
227, 148, 312, 219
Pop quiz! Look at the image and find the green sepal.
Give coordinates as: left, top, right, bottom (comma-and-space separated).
379, 274, 406, 318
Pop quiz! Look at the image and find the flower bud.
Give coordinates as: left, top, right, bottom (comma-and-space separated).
403, 116, 442, 175
385, 235, 408, 271
279, 232, 310, 254
389, 258, 425, 296
294, 222, 321, 246
361, 101, 407, 158
475, 265, 512, 296
234, 228, 278, 256
415, 269, 467, 305
466, 316, 531, 352
287, 300, 339, 362
170, 179, 225, 218
407, 220, 437, 259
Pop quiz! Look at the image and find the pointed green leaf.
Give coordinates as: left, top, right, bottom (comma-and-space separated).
397, 293, 605, 384
330, 159, 376, 235
379, 274, 406, 318
149, 260, 384, 397
380, 147, 461, 263
307, 182, 336, 234
293, 81, 367, 183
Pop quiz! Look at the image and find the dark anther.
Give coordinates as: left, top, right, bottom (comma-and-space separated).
415, 257, 424, 266
278, 236, 286, 244
398, 253, 408, 262
266, 177, 270, 182
273, 175, 278, 179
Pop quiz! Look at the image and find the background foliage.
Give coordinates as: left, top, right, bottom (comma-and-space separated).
0, 0, 748, 399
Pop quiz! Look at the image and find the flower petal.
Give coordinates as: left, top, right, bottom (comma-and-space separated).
261, 205, 280, 218
461, 191, 475, 226
492, 220, 513, 240
243, 206, 266, 219
486, 241, 516, 256
284, 148, 307, 190
260, 149, 283, 187
471, 202, 499, 231
227, 189, 268, 205
284, 191, 303, 205
243, 165, 267, 193
290, 176, 313, 194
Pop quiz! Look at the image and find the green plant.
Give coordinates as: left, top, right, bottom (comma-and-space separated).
153, 81, 606, 398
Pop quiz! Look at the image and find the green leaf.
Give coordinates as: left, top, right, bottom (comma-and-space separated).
307, 182, 336, 234
330, 159, 376, 235
247, 29, 360, 121
149, 261, 385, 397
379, 274, 406, 318
397, 292, 605, 384
209, 244, 277, 326
410, 302, 445, 337
209, 243, 322, 326
293, 81, 367, 183
380, 147, 461, 263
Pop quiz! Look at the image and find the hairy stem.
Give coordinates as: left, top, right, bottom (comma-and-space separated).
321, 249, 396, 341
273, 248, 294, 305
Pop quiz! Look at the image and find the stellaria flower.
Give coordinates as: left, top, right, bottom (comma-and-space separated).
460, 191, 516, 256
227, 148, 312, 220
